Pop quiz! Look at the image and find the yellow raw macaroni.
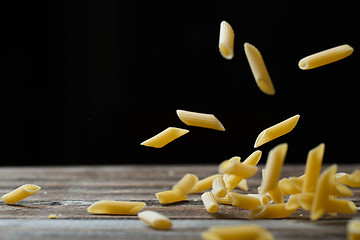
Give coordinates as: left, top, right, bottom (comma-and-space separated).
243, 150, 262, 166
140, 127, 189, 148
298, 44, 354, 70
237, 179, 249, 191
87, 200, 146, 215
310, 164, 337, 221
267, 184, 284, 204
176, 110, 225, 131
222, 157, 258, 178
254, 115, 300, 148
172, 173, 198, 195
229, 192, 261, 210
201, 224, 274, 240
1, 184, 41, 204
212, 176, 227, 197
251, 203, 297, 219
327, 198, 356, 214
223, 173, 244, 193
347, 218, 360, 240
201, 191, 218, 213
219, 21, 234, 60
303, 143, 325, 193
336, 170, 360, 188
189, 174, 222, 194
138, 210, 172, 230
215, 195, 232, 205
279, 178, 302, 195
244, 42, 275, 95
259, 143, 288, 195
155, 190, 187, 204
48, 214, 57, 219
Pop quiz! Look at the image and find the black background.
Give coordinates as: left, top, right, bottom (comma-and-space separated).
3, 1, 359, 165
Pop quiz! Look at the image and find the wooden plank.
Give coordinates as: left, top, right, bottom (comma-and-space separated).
0, 164, 359, 239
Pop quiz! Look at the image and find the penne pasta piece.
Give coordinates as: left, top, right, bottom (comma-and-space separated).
259, 143, 288, 195
349, 170, 360, 183
279, 178, 302, 196
176, 110, 225, 131
237, 179, 249, 191
297, 192, 315, 211
202, 225, 274, 240
336, 171, 360, 188
243, 150, 262, 166
212, 176, 227, 197
229, 192, 262, 210
244, 42, 275, 95
222, 157, 258, 179
298, 44, 354, 70
347, 218, 360, 240
87, 200, 146, 215
310, 164, 337, 221
201, 191, 219, 213
140, 127, 189, 148
223, 173, 244, 193
172, 173, 198, 195
219, 21, 235, 60
251, 203, 297, 219
1, 184, 41, 204
247, 193, 270, 205
326, 198, 357, 214
48, 214, 57, 219
254, 115, 300, 148
218, 159, 232, 174
215, 195, 232, 205
286, 194, 301, 211
267, 184, 284, 204
155, 190, 187, 204
330, 183, 353, 197
189, 174, 222, 194
303, 143, 325, 193
138, 211, 172, 230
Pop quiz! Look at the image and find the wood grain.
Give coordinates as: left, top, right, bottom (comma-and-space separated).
0, 164, 359, 239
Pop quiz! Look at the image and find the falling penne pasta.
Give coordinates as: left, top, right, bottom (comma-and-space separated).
298, 44, 354, 70
138, 211, 172, 230
219, 21, 235, 60
172, 173, 198, 195
254, 115, 300, 148
201, 191, 218, 213
189, 174, 222, 194
303, 143, 325, 193
310, 164, 337, 221
259, 143, 288, 195
140, 127, 189, 148
244, 42, 275, 95
336, 170, 360, 188
347, 218, 360, 240
212, 176, 227, 197
1, 184, 41, 204
202, 224, 274, 240
326, 198, 357, 214
87, 200, 146, 215
243, 150, 262, 166
222, 157, 258, 179
279, 178, 302, 196
176, 110, 225, 131
267, 184, 284, 204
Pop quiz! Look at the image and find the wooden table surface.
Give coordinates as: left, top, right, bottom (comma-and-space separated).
0, 164, 359, 240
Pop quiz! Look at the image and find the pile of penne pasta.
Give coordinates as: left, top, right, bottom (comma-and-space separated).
0, 20, 357, 239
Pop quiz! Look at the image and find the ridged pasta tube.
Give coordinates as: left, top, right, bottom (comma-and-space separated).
138, 211, 172, 230
87, 200, 146, 215
298, 44, 353, 70
219, 21, 234, 60
1, 184, 41, 204
244, 42, 275, 95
